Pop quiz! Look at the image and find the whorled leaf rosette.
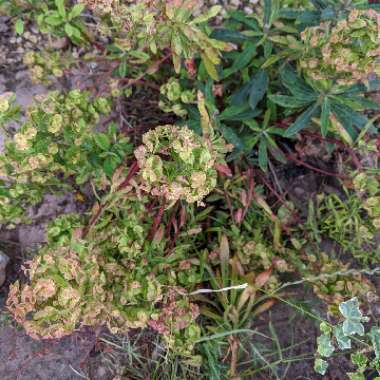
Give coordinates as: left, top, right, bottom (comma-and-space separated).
134, 124, 230, 204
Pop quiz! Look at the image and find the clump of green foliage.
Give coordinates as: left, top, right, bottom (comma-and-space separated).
4, 94, 229, 358
23, 49, 76, 84
159, 77, 196, 117
1, 0, 380, 377
0, 90, 131, 226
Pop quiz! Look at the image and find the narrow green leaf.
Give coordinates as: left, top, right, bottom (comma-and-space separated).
264, 0, 272, 26
331, 101, 368, 129
258, 138, 268, 172
129, 50, 150, 63
219, 105, 261, 121
210, 29, 250, 43
230, 81, 252, 105
223, 43, 256, 78
201, 54, 219, 81
320, 97, 330, 137
261, 54, 282, 68
191, 5, 221, 24
229, 10, 261, 31
249, 70, 268, 110
284, 104, 318, 137
332, 94, 380, 111
220, 125, 243, 151
118, 60, 127, 77
269, 94, 313, 108
280, 65, 316, 100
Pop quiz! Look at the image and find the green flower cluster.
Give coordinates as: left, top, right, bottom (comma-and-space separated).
0, 93, 21, 137
7, 191, 202, 355
159, 78, 196, 117
23, 50, 75, 84
300, 9, 380, 85
134, 124, 230, 204
0, 90, 131, 226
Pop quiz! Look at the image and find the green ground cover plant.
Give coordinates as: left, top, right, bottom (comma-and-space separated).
0, 0, 380, 378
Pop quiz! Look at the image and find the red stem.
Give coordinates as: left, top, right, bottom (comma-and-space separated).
147, 200, 167, 241
286, 154, 348, 179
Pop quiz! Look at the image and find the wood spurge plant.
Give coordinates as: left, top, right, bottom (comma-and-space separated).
0, 0, 380, 378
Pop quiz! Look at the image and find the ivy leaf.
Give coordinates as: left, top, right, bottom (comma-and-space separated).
369, 327, 380, 360
339, 298, 365, 336
334, 325, 351, 350
94, 133, 111, 151
317, 334, 335, 358
284, 104, 318, 137
314, 358, 329, 375
249, 70, 268, 111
